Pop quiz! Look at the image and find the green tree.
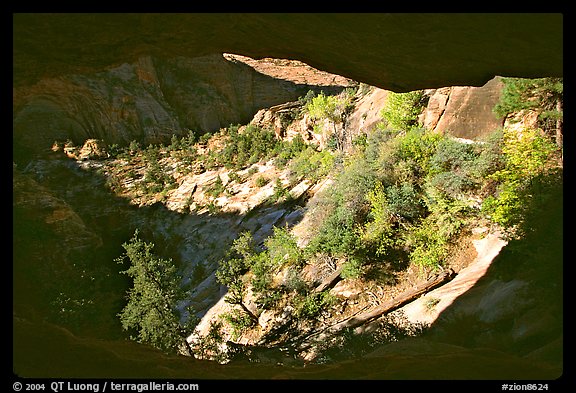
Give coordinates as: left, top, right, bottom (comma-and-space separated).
194, 320, 226, 362
481, 126, 557, 230
305, 157, 376, 258
494, 77, 563, 150
116, 230, 197, 355
380, 90, 426, 131
359, 181, 395, 259
288, 147, 335, 183
306, 92, 353, 151
215, 232, 260, 324
264, 226, 304, 267
216, 124, 279, 169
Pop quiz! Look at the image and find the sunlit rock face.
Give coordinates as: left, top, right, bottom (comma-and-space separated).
13, 53, 345, 163
421, 77, 506, 139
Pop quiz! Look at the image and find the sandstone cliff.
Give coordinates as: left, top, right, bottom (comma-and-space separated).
13, 54, 349, 164
250, 76, 506, 148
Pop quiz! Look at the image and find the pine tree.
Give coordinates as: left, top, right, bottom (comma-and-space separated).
494, 77, 563, 150
116, 230, 197, 355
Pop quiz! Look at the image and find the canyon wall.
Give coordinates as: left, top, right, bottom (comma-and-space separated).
13, 54, 347, 163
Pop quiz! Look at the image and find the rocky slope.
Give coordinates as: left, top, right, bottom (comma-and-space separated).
13, 56, 562, 380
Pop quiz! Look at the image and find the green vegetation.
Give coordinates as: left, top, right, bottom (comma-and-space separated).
305, 90, 355, 151
105, 79, 561, 360
214, 232, 260, 324
254, 175, 269, 188
214, 124, 279, 170
288, 146, 335, 183
267, 178, 292, 204
116, 230, 197, 355
293, 291, 336, 319
380, 90, 427, 131
209, 81, 562, 329
303, 118, 559, 274
216, 227, 306, 319
494, 77, 563, 149
205, 175, 226, 198
480, 126, 558, 231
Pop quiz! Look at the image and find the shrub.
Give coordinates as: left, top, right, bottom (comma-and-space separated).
215, 232, 260, 323
247, 166, 259, 176
180, 129, 197, 148
358, 181, 396, 259
481, 127, 558, 229
222, 309, 256, 340
198, 132, 213, 145
205, 175, 226, 198
306, 204, 359, 257
269, 178, 292, 203
283, 266, 308, 294
128, 140, 141, 154
249, 250, 274, 295
428, 138, 479, 176
264, 226, 303, 268
247, 228, 304, 309
288, 147, 335, 183
471, 130, 505, 180
351, 133, 368, 151
404, 216, 449, 269
169, 134, 181, 150
340, 256, 365, 279
274, 134, 307, 168
228, 171, 243, 184
305, 157, 377, 258
498, 127, 557, 179
205, 124, 280, 169
372, 128, 441, 186
194, 321, 226, 362
481, 187, 522, 228
141, 160, 175, 195
305, 91, 353, 151
428, 171, 476, 198
385, 182, 424, 221
380, 90, 426, 131
294, 291, 335, 319
364, 127, 395, 164
255, 176, 269, 188
422, 186, 469, 238
396, 128, 442, 177
298, 89, 317, 107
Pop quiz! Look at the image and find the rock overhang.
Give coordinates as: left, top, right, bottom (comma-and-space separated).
13, 13, 563, 92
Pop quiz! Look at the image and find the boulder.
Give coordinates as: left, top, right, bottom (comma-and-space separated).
422, 77, 506, 140
77, 139, 108, 160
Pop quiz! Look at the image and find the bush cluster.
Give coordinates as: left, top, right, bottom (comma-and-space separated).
302, 118, 560, 274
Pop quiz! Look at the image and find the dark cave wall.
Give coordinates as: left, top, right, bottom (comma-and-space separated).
13, 13, 562, 92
